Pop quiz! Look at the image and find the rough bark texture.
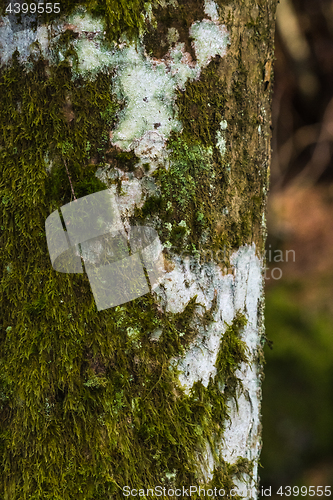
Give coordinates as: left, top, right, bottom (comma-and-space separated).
0, 0, 277, 498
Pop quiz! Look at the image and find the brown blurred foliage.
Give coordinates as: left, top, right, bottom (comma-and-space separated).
272, 0, 333, 188
261, 0, 333, 492
268, 0, 333, 296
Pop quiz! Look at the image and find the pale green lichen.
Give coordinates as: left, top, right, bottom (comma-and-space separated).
216, 119, 228, 156
73, 37, 112, 74
204, 0, 220, 22
111, 44, 183, 151
66, 7, 106, 33
166, 26, 180, 45
190, 19, 230, 67
48, 6, 231, 167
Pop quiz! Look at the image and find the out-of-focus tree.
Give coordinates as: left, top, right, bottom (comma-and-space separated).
261, 0, 333, 492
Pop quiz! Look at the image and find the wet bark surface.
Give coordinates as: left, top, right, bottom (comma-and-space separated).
0, 1, 277, 498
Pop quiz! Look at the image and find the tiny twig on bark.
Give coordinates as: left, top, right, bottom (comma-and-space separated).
63, 158, 77, 201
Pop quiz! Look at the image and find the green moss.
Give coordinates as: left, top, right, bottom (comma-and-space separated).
175, 58, 228, 148
211, 457, 255, 499
105, 148, 139, 173
215, 312, 248, 405
0, 0, 151, 43
133, 51, 265, 265
136, 137, 217, 252
0, 61, 252, 487
0, 0, 271, 493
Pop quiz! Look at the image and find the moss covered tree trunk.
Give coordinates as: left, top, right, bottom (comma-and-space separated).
0, 1, 276, 498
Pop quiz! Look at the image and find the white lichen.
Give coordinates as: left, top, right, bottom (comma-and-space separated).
110, 44, 183, 152
73, 37, 113, 74
0, 16, 50, 66
204, 0, 220, 22
1, 3, 230, 184
167, 245, 262, 389
66, 7, 105, 33
189, 19, 229, 68
159, 244, 263, 488
216, 119, 228, 156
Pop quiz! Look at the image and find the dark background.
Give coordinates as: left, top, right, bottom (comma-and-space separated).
261, 0, 333, 495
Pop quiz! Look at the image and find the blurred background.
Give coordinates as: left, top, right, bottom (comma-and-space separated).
261, 0, 333, 494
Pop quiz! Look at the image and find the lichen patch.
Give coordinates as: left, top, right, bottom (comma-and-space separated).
190, 19, 229, 68
204, 0, 220, 22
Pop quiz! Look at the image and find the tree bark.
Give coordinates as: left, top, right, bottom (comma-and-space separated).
0, 0, 277, 498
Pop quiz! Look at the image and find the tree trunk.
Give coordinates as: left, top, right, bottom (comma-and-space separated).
0, 1, 277, 498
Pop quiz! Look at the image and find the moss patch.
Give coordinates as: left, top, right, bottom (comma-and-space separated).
136, 137, 217, 251
0, 50, 252, 499
0, 0, 277, 494
215, 312, 248, 402
134, 56, 265, 267
0, 0, 150, 43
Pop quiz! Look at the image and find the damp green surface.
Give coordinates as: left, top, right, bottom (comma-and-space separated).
0, 0, 150, 42
0, 52, 252, 500
261, 283, 333, 490
134, 53, 267, 267
0, 0, 277, 496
